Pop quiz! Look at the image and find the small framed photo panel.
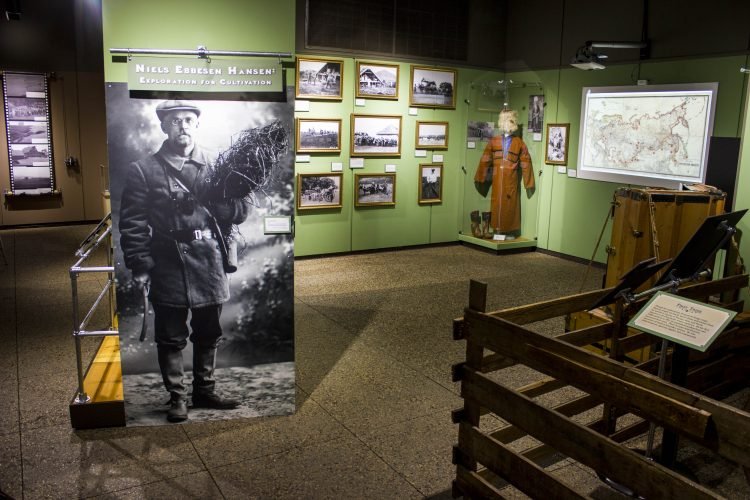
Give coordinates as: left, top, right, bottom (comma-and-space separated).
409, 66, 457, 109
545, 123, 570, 165
296, 118, 342, 153
415, 121, 449, 149
297, 173, 343, 210
295, 57, 343, 100
418, 164, 443, 205
351, 114, 402, 157
356, 61, 399, 100
355, 173, 396, 207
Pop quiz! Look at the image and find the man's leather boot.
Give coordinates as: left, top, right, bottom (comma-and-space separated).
157, 346, 188, 422
167, 395, 188, 422
192, 344, 239, 410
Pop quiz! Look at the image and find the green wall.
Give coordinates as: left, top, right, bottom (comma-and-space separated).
502, 56, 749, 263
293, 63, 504, 256
102, 1, 750, 283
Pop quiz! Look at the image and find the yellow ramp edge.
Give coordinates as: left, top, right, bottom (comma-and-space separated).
83, 335, 123, 402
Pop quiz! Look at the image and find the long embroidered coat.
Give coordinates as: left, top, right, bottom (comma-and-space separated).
474, 135, 535, 233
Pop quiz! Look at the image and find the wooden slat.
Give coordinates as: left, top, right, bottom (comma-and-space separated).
461, 367, 719, 499
617, 331, 657, 354
517, 377, 567, 398
460, 422, 587, 500
492, 288, 614, 325
465, 311, 712, 441
555, 322, 613, 347
480, 353, 515, 373
490, 394, 600, 444
455, 466, 507, 499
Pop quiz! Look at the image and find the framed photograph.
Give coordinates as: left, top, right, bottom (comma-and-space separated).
409, 66, 457, 109
528, 95, 544, 134
296, 118, 342, 153
351, 114, 402, 157
415, 121, 449, 149
356, 61, 399, 100
355, 173, 396, 207
295, 57, 343, 100
297, 173, 343, 210
545, 123, 570, 165
467, 121, 495, 142
418, 164, 443, 205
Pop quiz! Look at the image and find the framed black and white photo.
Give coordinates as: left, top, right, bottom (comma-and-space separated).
296, 118, 342, 153
415, 121, 449, 149
418, 164, 443, 205
545, 123, 570, 165
295, 57, 343, 100
296, 173, 342, 210
351, 114, 402, 157
355, 173, 396, 207
466, 121, 496, 142
409, 66, 457, 109
356, 61, 399, 100
3, 71, 55, 194
528, 95, 544, 134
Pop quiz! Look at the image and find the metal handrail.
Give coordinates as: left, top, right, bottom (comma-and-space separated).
70, 214, 117, 404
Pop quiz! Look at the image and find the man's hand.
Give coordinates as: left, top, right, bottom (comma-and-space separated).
132, 271, 150, 290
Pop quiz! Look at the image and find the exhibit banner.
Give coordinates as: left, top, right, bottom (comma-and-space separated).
106, 81, 295, 425
128, 56, 283, 93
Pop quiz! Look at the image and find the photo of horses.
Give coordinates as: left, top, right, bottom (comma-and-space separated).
355, 173, 396, 207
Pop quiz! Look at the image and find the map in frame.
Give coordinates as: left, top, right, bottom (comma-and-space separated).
578, 83, 717, 187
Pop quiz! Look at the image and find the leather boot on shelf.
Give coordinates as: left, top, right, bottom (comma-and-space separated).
192, 344, 239, 410
481, 212, 492, 238
470, 210, 482, 238
157, 346, 188, 422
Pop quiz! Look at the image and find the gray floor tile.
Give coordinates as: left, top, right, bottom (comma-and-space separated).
210, 433, 423, 499
356, 412, 457, 496
87, 470, 223, 499
306, 339, 461, 435
21, 424, 204, 499
186, 395, 348, 468
0, 364, 19, 436
0, 432, 22, 500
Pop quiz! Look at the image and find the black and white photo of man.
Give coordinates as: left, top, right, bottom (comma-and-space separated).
106, 83, 295, 426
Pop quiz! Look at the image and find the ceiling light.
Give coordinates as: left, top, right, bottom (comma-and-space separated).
570, 40, 648, 71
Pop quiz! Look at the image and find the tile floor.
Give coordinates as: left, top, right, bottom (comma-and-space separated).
0, 225, 747, 499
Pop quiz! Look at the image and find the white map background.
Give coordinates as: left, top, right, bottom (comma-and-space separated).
581, 93, 711, 180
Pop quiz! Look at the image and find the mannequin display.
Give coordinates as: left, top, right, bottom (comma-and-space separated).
473, 108, 535, 239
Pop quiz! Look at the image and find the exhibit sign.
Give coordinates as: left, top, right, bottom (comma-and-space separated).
128, 56, 283, 92
577, 83, 718, 188
628, 292, 736, 352
2, 72, 55, 194
106, 81, 295, 426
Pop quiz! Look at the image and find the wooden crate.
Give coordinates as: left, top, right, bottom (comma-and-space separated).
452, 276, 750, 499
605, 187, 725, 289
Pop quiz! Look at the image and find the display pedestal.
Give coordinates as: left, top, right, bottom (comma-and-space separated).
69, 336, 125, 429
458, 233, 536, 253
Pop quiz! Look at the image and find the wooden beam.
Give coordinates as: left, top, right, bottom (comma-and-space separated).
461, 367, 719, 499
455, 466, 507, 499
460, 422, 587, 500
464, 311, 712, 441
492, 288, 613, 325
555, 322, 613, 347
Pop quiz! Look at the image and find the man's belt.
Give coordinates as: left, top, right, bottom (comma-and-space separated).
166, 228, 215, 242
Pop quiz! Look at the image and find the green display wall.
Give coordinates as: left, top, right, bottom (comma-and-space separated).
102, 0, 750, 274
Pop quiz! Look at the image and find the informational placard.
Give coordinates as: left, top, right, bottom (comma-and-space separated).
2, 72, 55, 194
628, 292, 736, 352
263, 216, 292, 234
128, 56, 283, 93
349, 157, 364, 169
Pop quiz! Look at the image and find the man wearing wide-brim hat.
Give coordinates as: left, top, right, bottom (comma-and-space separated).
119, 99, 250, 422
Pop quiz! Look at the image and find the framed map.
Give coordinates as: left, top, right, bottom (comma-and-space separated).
577, 83, 718, 188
